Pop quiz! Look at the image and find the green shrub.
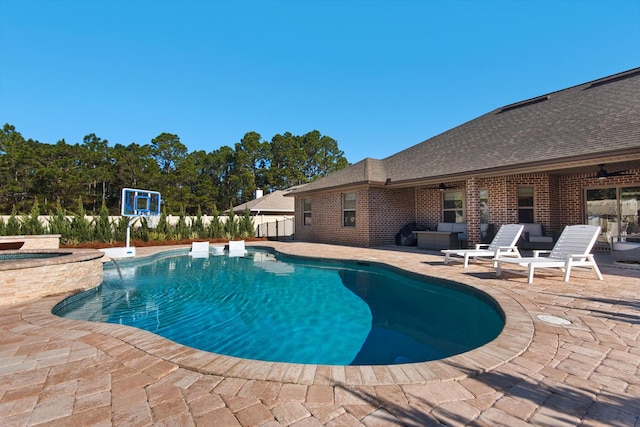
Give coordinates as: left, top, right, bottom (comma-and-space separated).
192, 206, 207, 239
239, 207, 255, 239
112, 216, 129, 242
21, 199, 45, 235
207, 206, 223, 238
93, 202, 113, 243
223, 205, 238, 240
48, 201, 72, 244
70, 198, 93, 242
134, 217, 151, 242
6, 207, 21, 235
173, 206, 190, 240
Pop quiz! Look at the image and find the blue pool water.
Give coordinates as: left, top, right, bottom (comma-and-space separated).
54, 249, 504, 365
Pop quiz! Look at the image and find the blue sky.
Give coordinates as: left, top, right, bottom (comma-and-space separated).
1, 0, 639, 163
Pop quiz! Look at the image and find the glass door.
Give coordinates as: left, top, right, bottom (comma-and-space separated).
586, 186, 640, 245
586, 188, 617, 245
620, 187, 640, 242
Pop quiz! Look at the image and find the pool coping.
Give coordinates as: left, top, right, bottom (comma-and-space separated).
19, 242, 536, 386
0, 248, 104, 271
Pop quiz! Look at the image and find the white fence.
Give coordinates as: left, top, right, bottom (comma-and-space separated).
0, 215, 296, 238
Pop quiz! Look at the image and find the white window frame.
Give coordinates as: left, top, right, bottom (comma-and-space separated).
443, 190, 465, 223
342, 193, 356, 227
303, 198, 312, 226
517, 186, 535, 223
479, 188, 489, 224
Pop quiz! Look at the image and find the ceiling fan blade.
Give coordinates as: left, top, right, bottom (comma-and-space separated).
593, 164, 632, 179
608, 170, 632, 177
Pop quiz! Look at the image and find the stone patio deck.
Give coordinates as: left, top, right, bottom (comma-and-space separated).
1, 241, 638, 426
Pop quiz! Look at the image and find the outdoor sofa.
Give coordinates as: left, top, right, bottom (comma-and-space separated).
518, 223, 555, 250
414, 222, 491, 250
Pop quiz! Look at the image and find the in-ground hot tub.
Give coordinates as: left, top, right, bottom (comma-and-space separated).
0, 249, 104, 305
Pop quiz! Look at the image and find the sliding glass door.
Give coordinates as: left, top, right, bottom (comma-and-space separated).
621, 187, 640, 240
586, 187, 640, 245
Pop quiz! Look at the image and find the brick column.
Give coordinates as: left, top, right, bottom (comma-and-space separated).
466, 178, 480, 248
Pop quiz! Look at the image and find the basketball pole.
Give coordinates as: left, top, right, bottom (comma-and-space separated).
125, 216, 139, 249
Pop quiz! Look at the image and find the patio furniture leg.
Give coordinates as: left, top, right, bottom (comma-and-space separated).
563, 260, 573, 282
589, 255, 604, 280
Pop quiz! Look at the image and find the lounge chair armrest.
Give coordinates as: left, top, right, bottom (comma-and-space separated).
475, 243, 490, 249
532, 250, 551, 258
567, 254, 591, 260
494, 245, 520, 257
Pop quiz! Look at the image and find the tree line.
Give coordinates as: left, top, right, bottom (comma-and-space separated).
0, 123, 349, 215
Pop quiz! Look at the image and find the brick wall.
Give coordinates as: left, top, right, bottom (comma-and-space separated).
415, 184, 469, 230
367, 188, 415, 246
294, 171, 640, 248
465, 178, 480, 244
560, 170, 640, 225
295, 187, 416, 247
294, 187, 371, 246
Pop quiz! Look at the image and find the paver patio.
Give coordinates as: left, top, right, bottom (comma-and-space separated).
1, 241, 638, 426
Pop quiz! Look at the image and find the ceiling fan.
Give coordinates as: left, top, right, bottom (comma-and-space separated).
438, 183, 455, 191
595, 164, 632, 180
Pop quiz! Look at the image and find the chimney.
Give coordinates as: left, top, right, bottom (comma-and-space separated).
254, 189, 264, 199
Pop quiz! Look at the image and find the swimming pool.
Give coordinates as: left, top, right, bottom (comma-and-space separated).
54, 249, 504, 365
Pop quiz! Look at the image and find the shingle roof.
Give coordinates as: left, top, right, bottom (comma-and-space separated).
229, 186, 304, 214
292, 68, 640, 194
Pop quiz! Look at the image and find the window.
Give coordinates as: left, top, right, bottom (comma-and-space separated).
343, 193, 356, 227
479, 189, 489, 224
443, 191, 464, 223
303, 198, 312, 226
517, 186, 534, 223
586, 186, 640, 244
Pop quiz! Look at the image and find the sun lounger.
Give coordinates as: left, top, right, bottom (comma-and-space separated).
189, 241, 210, 258
228, 240, 247, 257
494, 225, 603, 283
442, 224, 523, 268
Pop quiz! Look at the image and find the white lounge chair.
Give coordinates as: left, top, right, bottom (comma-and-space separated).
494, 225, 603, 284
228, 240, 247, 257
442, 224, 524, 268
189, 241, 210, 258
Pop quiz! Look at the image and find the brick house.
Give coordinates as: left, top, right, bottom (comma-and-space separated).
289, 68, 640, 248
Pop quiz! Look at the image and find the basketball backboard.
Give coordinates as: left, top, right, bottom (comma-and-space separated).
121, 188, 162, 217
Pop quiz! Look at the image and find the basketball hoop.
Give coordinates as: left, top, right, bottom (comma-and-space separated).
145, 215, 160, 229
121, 188, 162, 248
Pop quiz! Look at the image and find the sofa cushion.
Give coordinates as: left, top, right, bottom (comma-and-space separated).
529, 235, 554, 243
452, 223, 466, 233
613, 241, 640, 251
437, 222, 469, 240
437, 223, 454, 232
521, 223, 543, 237
480, 223, 489, 239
